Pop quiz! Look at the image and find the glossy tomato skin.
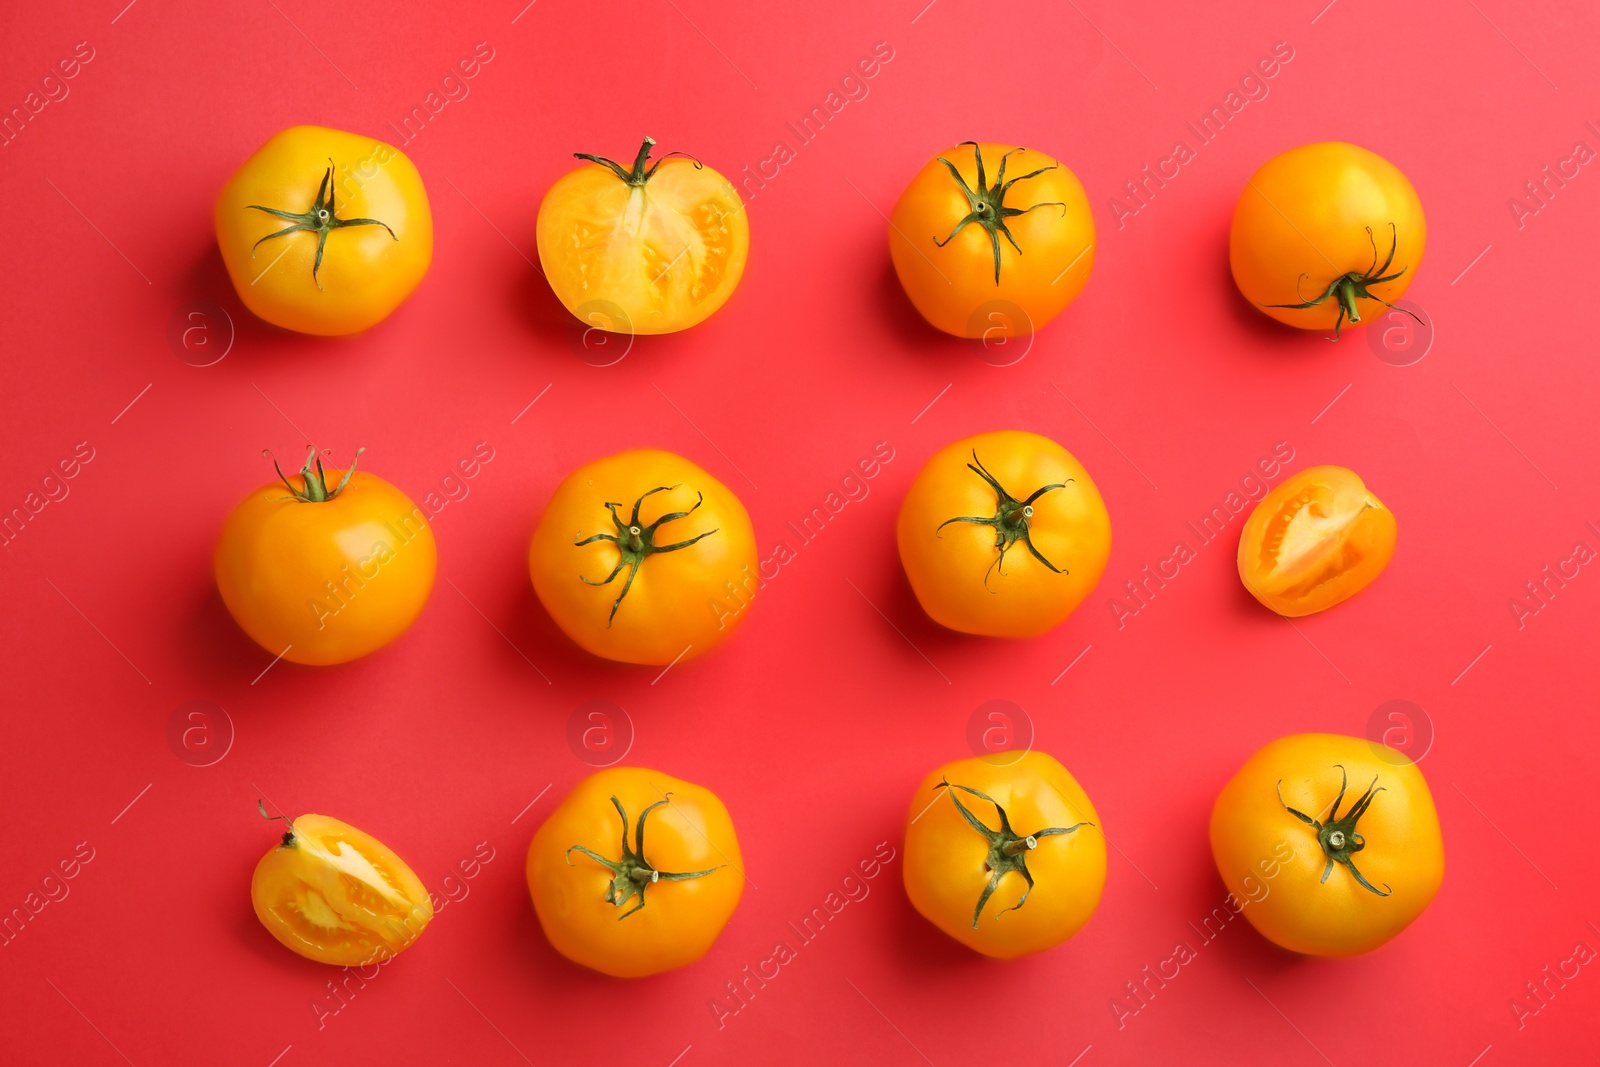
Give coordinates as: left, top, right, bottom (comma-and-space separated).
216, 125, 432, 336
890, 142, 1094, 338
215, 468, 437, 665
1230, 142, 1425, 333
1237, 464, 1396, 617
252, 813, 434, 966
528, 767, 744, 978
536, 142, 748, 335
903, 751, 1105, 958
1210, 733, 1444, 956
529, 449, 757, 665
898, 431, 1110, 637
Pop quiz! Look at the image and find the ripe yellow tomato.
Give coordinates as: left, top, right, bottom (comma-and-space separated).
903, 751, 1105, 958
1237, 465, 1396, 617
1230, 142, 1425, 337
529, 449, 757, 665
1210, 733, 1444, 956
889, 142, 1094, 338
251, 806, 433, 966
536, 137, 748, 335
527, 767, 743, 977
215, 448, 436, 665
215, 125, 433, 335
898, 430, 1110, 637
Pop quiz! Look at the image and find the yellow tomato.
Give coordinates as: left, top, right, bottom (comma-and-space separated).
536, 137, 748, 335
1237, 465, 1396, 617
1210, 733, 1444, 956
251, 806, 433, 966
529, 449, 757, 665
527, 767, 744, 977
215, 448, 436, 665
890, 142, 1094, 338
897, 430, 1110, 637
903, 751, 1105, 958
1230, 142, 1425, 337
216, 125, 432, 335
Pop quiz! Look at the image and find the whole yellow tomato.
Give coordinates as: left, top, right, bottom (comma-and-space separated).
536, 137, 748, 335
1237, 465, 1396, 617
890, 142, 1094, 338
527, 767, 744, 978
1230, 142, 1425, 337
903, 751, 1105, 958
1210, 733, 1444, 956
898, 430, 1110, 637
216, 125, 432, 335
251, 805, 433, 966
215, 448, 436, 665
529, 449, 757, 665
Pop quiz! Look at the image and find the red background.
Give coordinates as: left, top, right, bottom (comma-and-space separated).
3, 0, 1598, 1064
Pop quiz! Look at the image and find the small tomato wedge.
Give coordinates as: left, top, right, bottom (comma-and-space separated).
527, 767, 744, 978
536, 137, 748, 335
1237, 465, 1395, 617
903, 751, 1105, 959
251, 806, 433, 966
1210, 733, 1444, 956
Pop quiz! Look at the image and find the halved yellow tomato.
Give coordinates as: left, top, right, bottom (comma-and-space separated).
536, 137, 748, 335
251, 806, 433, 966
1237, 465, 1396, 617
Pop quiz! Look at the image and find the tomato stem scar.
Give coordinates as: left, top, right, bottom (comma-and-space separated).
565, 794, 722, 919
1261, 224, 1424, 340
245, 160, 398, 291
936, 450, 1070, 591
1278, 764, 1392, 896
936, 779, 1091, 928
575, 137, 704, 188
575, 485, 719, 625
931, 142, 1068, 285
266, 445, 366, 503
257, 799, 296, 848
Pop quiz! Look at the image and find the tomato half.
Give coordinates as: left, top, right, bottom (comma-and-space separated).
529, 449, 757, 665
1210, 733, 1444, 956
1237, 465, 1396, 617
903, 751, 1105, 958
215, 125, 432, 335
251, 806, 433, 966
215, 448, 436, 665
897, 430, 1110, 637
536, 137, 748, 335
889, 142, 1094, 338
527, 767, 744, 977
1230, 142, 1425, 337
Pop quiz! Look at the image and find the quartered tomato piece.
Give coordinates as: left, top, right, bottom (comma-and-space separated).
251, 807, 433, 966
1236, 465, 1396, 617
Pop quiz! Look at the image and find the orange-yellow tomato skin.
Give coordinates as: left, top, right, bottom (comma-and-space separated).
903, 751, 1105, 958
215, 126, 432, 336
890, 143, 1094, 338
1230, 142, 1425, 332
536, 149, 748, 335
527, 767, 744, 978
1210, 733, 1444, 956
529, 450, 757, 665
215, 470, 436, 665
1237, 464, 1396, 617
251, 814, 433, 967
897, 431, 1110, 637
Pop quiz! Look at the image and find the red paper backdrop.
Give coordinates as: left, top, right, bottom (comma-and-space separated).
3, 0, 1598, 1064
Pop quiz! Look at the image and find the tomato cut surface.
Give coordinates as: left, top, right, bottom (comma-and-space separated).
1237, 465, 1396, 617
